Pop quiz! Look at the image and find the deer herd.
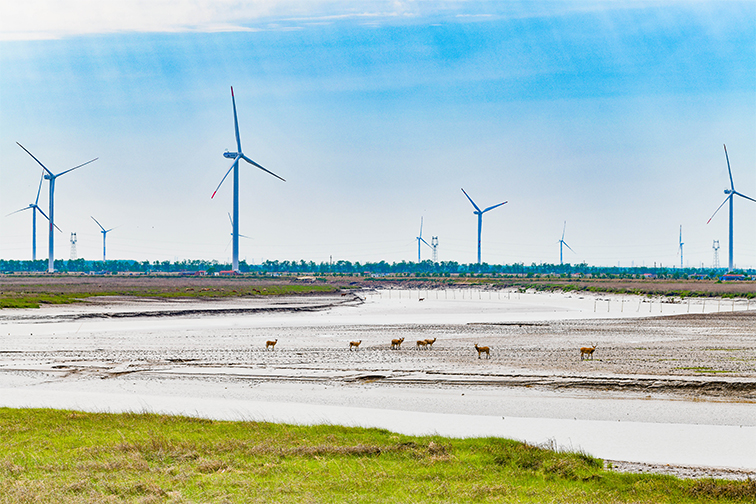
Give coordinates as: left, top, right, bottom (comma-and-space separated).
262, 337, 598, 361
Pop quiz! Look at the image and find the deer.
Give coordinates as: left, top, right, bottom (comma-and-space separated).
265, 339, 278, 351
424, 338, 437, 349
580, 344, 597, 360
349, 340, 362, 351
474, 343, 490, 359
391, 337, 405, 350
416, 339, 428, 350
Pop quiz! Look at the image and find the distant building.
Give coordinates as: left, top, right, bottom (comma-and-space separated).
720, 274, 746, 281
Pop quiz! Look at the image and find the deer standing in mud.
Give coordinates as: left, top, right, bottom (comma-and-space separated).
391, 337, 405, 350
580, 345, 597, 360
424, 337, 437, 349
266, 339, 278, 351
474, 343, 490, 359
416, 339, 428, 350
349, 340, 362, 351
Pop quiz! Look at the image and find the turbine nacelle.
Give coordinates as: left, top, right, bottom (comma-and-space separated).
223, 151, 238, 159
724, 189, 732, 195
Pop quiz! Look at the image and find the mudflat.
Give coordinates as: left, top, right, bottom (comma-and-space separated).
1, 288, 754, 479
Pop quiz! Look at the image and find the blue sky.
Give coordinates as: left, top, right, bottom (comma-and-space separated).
1, 1, 754, 267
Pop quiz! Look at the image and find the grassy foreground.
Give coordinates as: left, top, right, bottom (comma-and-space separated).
1, 409, 754, 503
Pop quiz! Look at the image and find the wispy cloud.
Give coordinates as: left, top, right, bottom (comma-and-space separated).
1, 0, 730, 41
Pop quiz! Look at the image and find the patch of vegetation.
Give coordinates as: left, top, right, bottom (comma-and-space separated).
673, 367, 730, 374
0, 283, 339, 309
1, 408, 754, 503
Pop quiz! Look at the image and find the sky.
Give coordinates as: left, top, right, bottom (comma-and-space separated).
1, 0, 754, 268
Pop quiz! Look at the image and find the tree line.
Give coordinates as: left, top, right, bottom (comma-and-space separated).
0, 258, 751, 278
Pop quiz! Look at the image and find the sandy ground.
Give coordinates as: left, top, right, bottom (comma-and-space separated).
1, 288, 755, 480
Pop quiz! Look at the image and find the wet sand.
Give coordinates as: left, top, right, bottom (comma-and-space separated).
1, 289, 754, 479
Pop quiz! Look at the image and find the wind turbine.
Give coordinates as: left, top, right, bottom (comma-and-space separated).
678, 225, 684, 269
16, 142, 97, 273
461, 188, 507, 264
706, 144, 755, 271
416, 217, 432, 262
211, 86, 285, 273
6, 171, 60, 260
558, 221, 574, 265
91, 216, 114, 262
225, 213, 251, 251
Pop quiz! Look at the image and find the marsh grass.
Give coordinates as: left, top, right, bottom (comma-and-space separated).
0, 284, 338, 309
1, 408, 753, 503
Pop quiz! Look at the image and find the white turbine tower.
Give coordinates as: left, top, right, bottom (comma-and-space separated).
6, 171, 60, 260
461, 188, 507, 265
416, 217, 432, 262
706, 144, 756, 271
678, 225, 684, 269
558, 221, 574, 265
91, 216, 114, 262
16, 142, 97, 273
212, 87, 285, 273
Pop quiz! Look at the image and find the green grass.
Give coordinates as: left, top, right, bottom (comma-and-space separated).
1, 408, 754, 503
673, 367, 731, 374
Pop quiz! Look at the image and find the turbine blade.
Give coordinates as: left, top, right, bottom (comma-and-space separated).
34, 205, 51, 222
420, 237, 431, 248
5, 206, 32, 217
91, 216, 106, 232
241, 154, 286, 182
16, 142, 53, 176
707, 195, 730, 224
228, 212, 234, 227
54, 222, 62, 233
564, 242, 575, 253
733, 191, 756, 204
419, 217, 423, 237
231, 87, 242, 153
482, 201, 507, 213
724, 144, 734, 191
461, 188, 481, 212
57, 157, 98, 177
211, 156, 240, 199
35, 171, 44, 204
562, 221, 566, 241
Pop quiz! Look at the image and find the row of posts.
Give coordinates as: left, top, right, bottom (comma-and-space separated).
367, 289, 752, 313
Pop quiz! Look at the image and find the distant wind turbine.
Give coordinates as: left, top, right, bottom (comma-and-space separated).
678, 225, 684, 269
211, 87, 285, 273
706, 144, 755, 271
16, 142, 97, 273
225, 213, 251, 251
558, 221, 574, 265
6, 171, 60, 260
416, 217, 432, 262
461, 188, 507, 265
91, 216, 114, 262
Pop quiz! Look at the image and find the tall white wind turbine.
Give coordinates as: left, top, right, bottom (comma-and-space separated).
416, 217, 432, 262
91, 216, 114, 262
6, 171, 60, 260
678, 225, 684, 269
16, 142, 97, 272
706, 144, 755, 271
212, 87, 285, 273
558, 221, 574, 265
461, 188, 507, 265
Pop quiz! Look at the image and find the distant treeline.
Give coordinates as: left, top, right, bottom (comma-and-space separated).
1, 258, 752, 278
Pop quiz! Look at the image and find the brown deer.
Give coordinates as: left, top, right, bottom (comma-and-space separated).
424, 338, 437, 349
474, 343, 490, 359
416, 339, 428, 350
349, 340, 362, 351
265, 339, 278, 351
391, 337, 405, 350
580, 345, 597, 360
